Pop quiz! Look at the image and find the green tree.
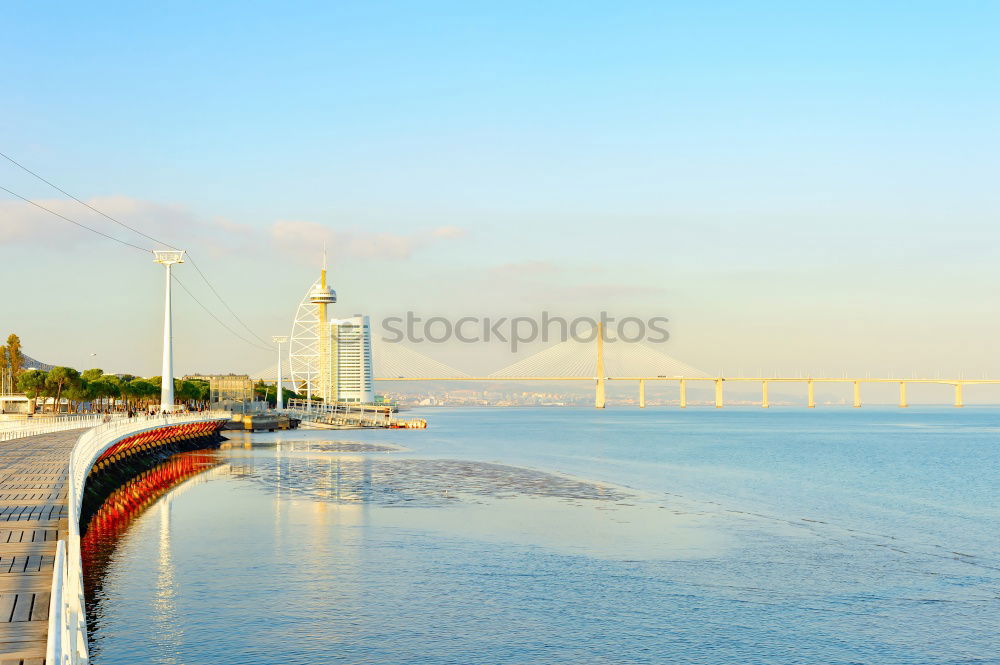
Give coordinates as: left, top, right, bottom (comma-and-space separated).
6, 335, 23, 377
127, 379, 158, 411
191, 379, 210, 404
46, 367, 80, 414
88, 377, 119, 411
81, 368, 104, 382
16, 370, 47, 415
254, 381, 303, 407
175, 379, 199, 406
64, 378, 93, 413
0, 346, 7, 394
106, 375, 124, 410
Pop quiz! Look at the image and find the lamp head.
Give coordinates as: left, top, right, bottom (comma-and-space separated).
153, 250, 185, 265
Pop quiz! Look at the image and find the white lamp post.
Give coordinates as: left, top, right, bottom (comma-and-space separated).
272, 335, 288, 410
153, 250, 185, 413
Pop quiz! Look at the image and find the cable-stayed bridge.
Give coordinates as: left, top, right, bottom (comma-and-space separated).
6, 151, 999, 411
370, 331, 998, 408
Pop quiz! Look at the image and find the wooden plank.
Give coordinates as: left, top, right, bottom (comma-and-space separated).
0, 595, 15, 622
29, 593, 47, 623
11, 595, 32, 623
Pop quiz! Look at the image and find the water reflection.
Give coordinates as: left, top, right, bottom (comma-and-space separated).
83, 413, 1000, 665
82, 452, 224, 597
152, 497, 181, 663
82, 451, 226, 659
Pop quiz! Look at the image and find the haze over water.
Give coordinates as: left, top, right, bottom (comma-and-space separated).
85, 408, 999, 664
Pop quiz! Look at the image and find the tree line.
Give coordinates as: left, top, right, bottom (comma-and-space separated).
3, 331, 209, 414
2, 331, 307, 413
16, 367, 210, 414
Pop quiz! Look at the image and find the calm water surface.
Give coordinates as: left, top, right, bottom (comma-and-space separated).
85, 408, 999, 664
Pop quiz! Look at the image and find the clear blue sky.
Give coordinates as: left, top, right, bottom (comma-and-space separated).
3, 2, 999, 385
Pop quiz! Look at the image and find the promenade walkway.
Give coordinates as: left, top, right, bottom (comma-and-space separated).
0, 428, 80, 664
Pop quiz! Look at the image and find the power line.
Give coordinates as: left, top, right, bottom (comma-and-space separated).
0, 150, 272, 347
0, 181, 269, 353
183, 256, 273, 346
172, 275, 272, 352
0, 184, 151, 253
0, 150, 179, 250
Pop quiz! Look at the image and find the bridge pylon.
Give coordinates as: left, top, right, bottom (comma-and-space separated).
595, 322, 606, 409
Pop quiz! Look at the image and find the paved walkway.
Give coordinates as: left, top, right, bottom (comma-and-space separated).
0, 429, 81, 665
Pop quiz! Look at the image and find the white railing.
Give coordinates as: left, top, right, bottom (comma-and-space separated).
0, 414, 127, 442
47, 411, 230, 664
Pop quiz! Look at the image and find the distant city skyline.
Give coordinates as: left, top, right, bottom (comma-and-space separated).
3, 2, 998, 380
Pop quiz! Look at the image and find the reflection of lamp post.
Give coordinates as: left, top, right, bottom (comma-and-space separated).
153, 250, 185, 413
272, 336, 288, 410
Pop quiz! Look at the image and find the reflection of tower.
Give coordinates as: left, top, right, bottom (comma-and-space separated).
153, 496, 183, 653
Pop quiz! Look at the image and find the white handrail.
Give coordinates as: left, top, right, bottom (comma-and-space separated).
47, 411, 230, 664
0, 414, 126, 442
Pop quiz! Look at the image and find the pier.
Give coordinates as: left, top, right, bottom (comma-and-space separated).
283, 399, 425, 429
0, 413, 228, 664
0, 428, 76, 662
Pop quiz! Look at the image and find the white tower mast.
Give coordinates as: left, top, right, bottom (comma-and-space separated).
272, 335, 288, 410
153, 250, 185, 413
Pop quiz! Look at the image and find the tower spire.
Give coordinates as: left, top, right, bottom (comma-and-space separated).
321, 241, 327, 288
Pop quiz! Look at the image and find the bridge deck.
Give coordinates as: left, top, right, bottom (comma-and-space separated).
0, 429, 81, 665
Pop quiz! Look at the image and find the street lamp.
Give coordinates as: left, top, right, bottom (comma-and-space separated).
272, 335, 288, 410
153, 250, 185, 413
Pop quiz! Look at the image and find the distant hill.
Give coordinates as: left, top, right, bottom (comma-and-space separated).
20, 353, 54, 372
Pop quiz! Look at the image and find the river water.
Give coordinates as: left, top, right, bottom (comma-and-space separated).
83, 407, 999, 664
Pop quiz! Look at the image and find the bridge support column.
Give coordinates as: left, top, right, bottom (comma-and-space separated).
899, 382, 908, 408
761, 380, 769, 408
807, 380, 815, 408
714, 379, 723, 409
853, 381, 861, 408
595, 322, 606, 409
639, 379, 645, 408
954, 383, 964, 407
679, 379, 687, 408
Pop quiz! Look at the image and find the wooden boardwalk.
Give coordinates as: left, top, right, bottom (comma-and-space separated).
0, 429, 82, 665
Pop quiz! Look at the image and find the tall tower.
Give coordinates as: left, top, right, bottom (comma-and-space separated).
309, 265, 336, 403
329, 316, 374, 403
153, 250, 185, 413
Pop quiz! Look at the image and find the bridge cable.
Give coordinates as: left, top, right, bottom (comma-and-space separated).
0, 150, 273, 347
0, 181, 269, 352
171, 275, 273, 352
0, 184, 151, 254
